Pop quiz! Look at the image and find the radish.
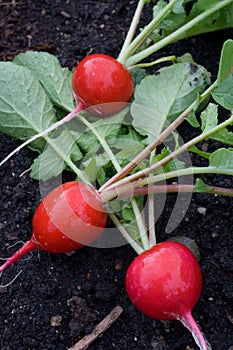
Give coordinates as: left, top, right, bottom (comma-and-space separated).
0, 53, 134, 168
0, 181, 107, 272
72, 53, 134, 117
125, 241, 211, 350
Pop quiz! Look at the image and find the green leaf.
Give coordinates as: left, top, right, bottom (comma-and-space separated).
211, 127, 233, 147
0, 62, 56, 151
176, 53, 196, 64
152, 147, 185, 173
194, 178, 213, 192
212, 70, 233, 111
83, 157, 98, 183
200, 103, 218, 133
189, 145, 210, 159
196, 0, 219, 11
30, 129, 83, 181
96, 167, 108, 187
77, 110, 127, 153
130, 68, 147, 86
131, 62, 210, 143
199, 103, 233, 146
217, 39, 233, 82
153, 0, 187, 34
14, 51, 74, 112
152, 0, 233, 43
121, 203, 136, 222
115, 141, 145, 168
121, 196, 144, 223
209, 148, 233, 170
186, 112, 200, 127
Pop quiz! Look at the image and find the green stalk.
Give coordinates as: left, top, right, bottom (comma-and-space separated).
118, 0, 146, 59
148, 151, 156, 247
78, 115, 121, 173
108, 213, 144, 255
44, 135, 90, 185
102, 114, 233, 193
132, 167, 233, 188
79, 115, 150, 251
128, 55, 176, 70
125, 0, 233, 67
118, 0, 180, 65
102, 167, 233, 202
99, 80, 218, 192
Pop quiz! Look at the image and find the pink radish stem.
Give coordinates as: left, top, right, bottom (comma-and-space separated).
179, 311, 212, 350
0, 101, 86, 167
101, 183, 233, 202
0, 240, 37, 272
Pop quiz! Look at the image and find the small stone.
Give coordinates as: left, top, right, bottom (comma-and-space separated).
201, 142, 208, 152
197, 206, 207, 215
50, 315, 62, 327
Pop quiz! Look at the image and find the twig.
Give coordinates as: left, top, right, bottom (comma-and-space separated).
68, 305, 123, 350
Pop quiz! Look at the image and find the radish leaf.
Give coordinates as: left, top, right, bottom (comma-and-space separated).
131, 62, 210, 143
200, 103, 218, 133
217, 39, 233, 82
209, 148, 233, 170
0, 62, 56, 151
30, 129, 83, 181
212, 71, 233, 111
14, 51, 74, 112
77, 110, 127, 153
194, 178, 213, 193
200, 103, 233, 146
151, 0, 233, 43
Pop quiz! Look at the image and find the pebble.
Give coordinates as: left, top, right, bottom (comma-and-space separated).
50, 315, 62, 327
197, 206, 207, 215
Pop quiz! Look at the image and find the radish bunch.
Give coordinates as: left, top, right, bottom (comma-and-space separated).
0, 52, 212, 350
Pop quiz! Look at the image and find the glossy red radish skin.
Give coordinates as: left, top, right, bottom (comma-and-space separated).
72, 54, 134, 117
33, 181, 107, 251
125, 241, 211, 350
0, 181, 107, 272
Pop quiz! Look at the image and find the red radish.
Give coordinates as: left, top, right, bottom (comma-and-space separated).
72, 53, 134, 116
0, 181, 107, 272
125, 241, 211, 350
0, 54, 134, 168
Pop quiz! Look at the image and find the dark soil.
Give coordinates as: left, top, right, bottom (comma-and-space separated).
0, 1, 233, 349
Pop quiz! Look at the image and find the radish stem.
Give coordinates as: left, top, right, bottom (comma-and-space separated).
99, 81, 218, 192
78, 115, 150, 251
179, 312, 212, 350
118, 0, 146, 60
101, 184, 233, 202
128, 55, 176, 70
118, 0, 179, 65
101, 114, 233, 194
102, 166, 233, 202
148, 152, 156, 247
125, 0, 233, 67
107, 213, 143, 255
0, 102, 85, 167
